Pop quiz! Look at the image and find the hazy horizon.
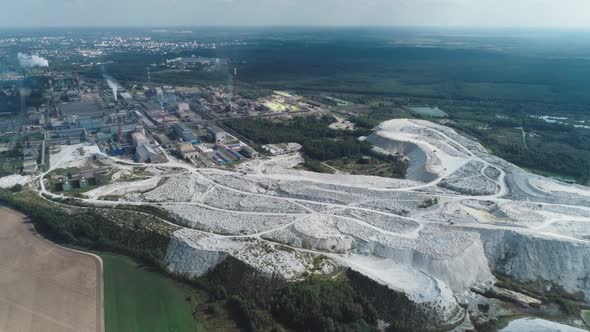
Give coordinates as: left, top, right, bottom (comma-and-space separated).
2, 0, 590, 29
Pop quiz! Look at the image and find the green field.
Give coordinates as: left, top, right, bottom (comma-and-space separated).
101, 254, 200, 332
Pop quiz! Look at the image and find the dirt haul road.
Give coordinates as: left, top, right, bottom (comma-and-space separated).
0, 206, 102, 332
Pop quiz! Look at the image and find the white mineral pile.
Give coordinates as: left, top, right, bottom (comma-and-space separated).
0, 174, 30, 189
40, 118, 590, 328
49, 143, 104, 170
500, 317, 587, 332
83, 177, 161, 200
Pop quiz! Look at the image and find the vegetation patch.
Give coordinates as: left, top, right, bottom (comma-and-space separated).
0, 189, 176, 268
325, 154, 407, 179
102, 253, 201, 332
582, 310, 590, 327
225, 116, 407, 178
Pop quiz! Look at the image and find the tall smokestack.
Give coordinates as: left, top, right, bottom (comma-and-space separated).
47, 68, 59, 118
233, 67, 238, 101
75, 72, 81, 96
117, 113, 122, 144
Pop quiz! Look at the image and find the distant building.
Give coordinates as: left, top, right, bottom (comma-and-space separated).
206, 126, 227, 144
176, 102, 190, 112
176, 109, 191, 121
79, 176, 88, 189
134, 126, 146, 135
172, 122, 199, 144
119, 92, 133, 101
131, 132, 149, 147
111, 124, 138, 137
22, 147, 38, 160
177, 142, 198, 159
161, 114, 178, 125
240, 144, 259, 158
155, 134, 174, 149
22, 158, 37, 174
96, 132, 112, 142
79, 117, 106, 131
46, 128, 86, 145
173, 122, 190, 136
195, 144, 214, 154
135, 144, 162, 163
62, 178, 72, 192
262, 143, 302, 156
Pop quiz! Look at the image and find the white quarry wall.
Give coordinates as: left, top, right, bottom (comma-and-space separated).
475, 228, 590, 300
164, 229, 244, 277
165, 236, 228, 277
372, 235, 494, 291
339, 255, 465, 328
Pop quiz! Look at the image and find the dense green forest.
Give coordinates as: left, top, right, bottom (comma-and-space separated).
225, 115, 373, 161
79, 34, 590, 183
226, 278, 379, 332
225, 115, 408, 178
451, 117, 590, 182
270, 278, 378, 331
89, 37, 590, 106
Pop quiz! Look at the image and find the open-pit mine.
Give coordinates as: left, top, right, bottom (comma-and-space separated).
19, 118, 590, 330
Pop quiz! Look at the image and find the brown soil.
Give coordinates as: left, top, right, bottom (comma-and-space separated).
0, 206, 103, 332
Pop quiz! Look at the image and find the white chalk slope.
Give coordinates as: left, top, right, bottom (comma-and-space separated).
28, 119, 590, 327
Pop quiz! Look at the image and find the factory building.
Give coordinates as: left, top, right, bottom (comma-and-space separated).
119, 92, 133, 101
22, 147, 39, 174
110, 124, 139, 137
131, 132, 149, 147
155, 134, 174, 149
240, 144, 259, 158
46, 128, 86, 145
61, 178, 72, 191
173, 122, 190, 136
133, 111, 157, 128
135, 144, 162, 163
206, 126, 227, 144
177, 142, 198, 159
96, 131, 113, 143
79, 176, 88, 189
176, 109, 191, 121
172, 122, 199, 144
176, 103, 190, 112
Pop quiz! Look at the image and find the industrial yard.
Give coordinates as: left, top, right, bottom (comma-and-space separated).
0, 60, 323, 188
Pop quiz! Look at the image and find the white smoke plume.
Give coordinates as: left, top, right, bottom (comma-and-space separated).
17, 53, 49, 68
103, 74, 120, 101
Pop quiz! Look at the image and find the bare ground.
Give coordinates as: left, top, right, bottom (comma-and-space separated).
0, 206, 102, 332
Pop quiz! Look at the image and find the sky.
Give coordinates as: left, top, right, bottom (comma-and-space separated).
1, 0, 590, 28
